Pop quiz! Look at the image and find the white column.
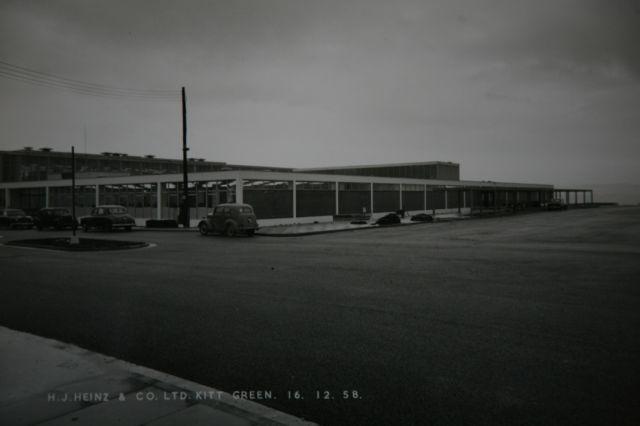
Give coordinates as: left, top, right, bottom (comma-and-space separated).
444, 188, 448, 210
399, 184, 403, 210
370, 182, 373, 214
235, 178, 243, 204
5, 188, 10, 208
463, 190, 467, 208
95, 184, 100, 207
45, 186, 50, 208
156, 181, 162, 220
335, 181, 339, 215
292, 179, 297, 219
423, 184, 427, 212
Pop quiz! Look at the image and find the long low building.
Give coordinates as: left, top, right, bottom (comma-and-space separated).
0, 149, 594, 226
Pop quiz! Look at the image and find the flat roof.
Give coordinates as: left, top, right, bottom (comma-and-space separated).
294, 161, 459, 172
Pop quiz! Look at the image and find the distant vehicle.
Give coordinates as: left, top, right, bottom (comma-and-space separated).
80, 205, 135, 232
410, 213, 434, 222
546, 199, 568, 211
198, 203, 258, 237
375, 213, 401, 226
34, 207, 78, 230
0, 208, 34, 229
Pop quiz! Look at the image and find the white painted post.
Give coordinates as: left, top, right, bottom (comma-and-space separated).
235, 178, 243, 204
95, 184, 100, 207
399, 183, 403, 210
370, 182, 373, 214
463, 190, 467, 208
45, 186, 50, 208
423, 184, 427, 212
335, 181, 339, 216
156, 181, 162, 220
292, 179, 297, 219
444, 188, 448, 210
5, 188, 10, 208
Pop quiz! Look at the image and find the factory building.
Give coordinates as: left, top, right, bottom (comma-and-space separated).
0, 148, 593, 226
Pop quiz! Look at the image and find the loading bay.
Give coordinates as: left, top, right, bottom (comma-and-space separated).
1, 207, 639, 425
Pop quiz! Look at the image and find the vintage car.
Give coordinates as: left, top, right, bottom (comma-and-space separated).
198, 203, 258, 237
80, 205, 136, 232
0, 208, 34, 229
545, 199, 568, 211
410, 213, 434, 222
375, 213, 401, 226
34, 207, 78, 230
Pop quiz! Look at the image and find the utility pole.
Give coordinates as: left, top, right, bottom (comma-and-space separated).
71, 146, 78, 244
181, 86, 189, 228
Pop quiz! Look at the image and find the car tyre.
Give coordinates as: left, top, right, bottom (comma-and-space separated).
82, 223, 89, 232
246, 229, 255, 237
225, 223, 237, 237
199, 223, 209, 236
104, 222, 112, 232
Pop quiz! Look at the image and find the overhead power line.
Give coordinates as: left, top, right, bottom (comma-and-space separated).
0, 59, 180, 101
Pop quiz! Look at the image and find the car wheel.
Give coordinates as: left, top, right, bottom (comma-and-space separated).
36, 225, 43, 231
82, 223, 89, 232
225, 223, 237, 237
198, 223, 209, 236
246, 229, 255, 237
104, 222, 112, 232
125, 226, 132, 232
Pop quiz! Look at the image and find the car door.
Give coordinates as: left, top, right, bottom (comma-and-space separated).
212, 206, 226, 231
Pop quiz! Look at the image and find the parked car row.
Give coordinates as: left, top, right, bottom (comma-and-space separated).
0, 205, 136, 232
2, 203, 441, 237
0, 209, 34, 229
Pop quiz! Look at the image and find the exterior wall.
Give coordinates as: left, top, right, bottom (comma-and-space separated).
402, 184, 424, 211
295, 181, 336, 218
338, 182, 370, 215
0, 169, 557, 224
243, 180, 293, 219
0, 150, 292, 183
300, 163, 460, 181
9, 187, 46, 211
373, 183, 400, 213
427, 190, 446, 210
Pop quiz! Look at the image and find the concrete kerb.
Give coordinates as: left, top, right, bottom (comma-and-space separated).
255, 216, 466, 237
0, 326, 316, 426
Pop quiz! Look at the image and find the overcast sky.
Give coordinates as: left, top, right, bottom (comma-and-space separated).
0, 0, 638, 186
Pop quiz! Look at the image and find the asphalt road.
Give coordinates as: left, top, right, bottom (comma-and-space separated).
1, 207, 639, 425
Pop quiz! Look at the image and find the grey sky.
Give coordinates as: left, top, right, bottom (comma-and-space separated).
1, 0, 639, 186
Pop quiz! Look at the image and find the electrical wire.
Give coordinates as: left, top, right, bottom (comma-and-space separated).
0, 59, 180, 101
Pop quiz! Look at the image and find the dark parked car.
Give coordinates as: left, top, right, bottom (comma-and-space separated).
410, 213, 434, 222
0, 209, 34, 229
375, 213, 401, 226
80, 205, 136, 232
198, 203, 258, 237
546, 199, 568, 211
34, 207, 78, 230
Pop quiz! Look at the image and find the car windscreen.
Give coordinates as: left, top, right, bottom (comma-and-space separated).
109, 207, 127, 214
240, 207, 253, 214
